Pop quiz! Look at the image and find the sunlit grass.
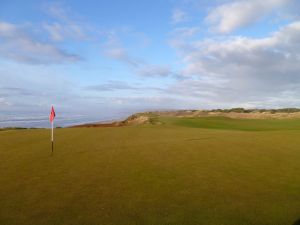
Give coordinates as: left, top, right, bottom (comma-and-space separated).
1, 118, 300, 224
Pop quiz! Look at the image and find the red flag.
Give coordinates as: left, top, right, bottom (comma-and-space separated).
49, 106, 56, 122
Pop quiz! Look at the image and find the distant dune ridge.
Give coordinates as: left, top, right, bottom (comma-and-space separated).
71, 108, 300, 128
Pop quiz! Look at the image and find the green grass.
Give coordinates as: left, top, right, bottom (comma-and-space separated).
160, 116, 300, 131
1, 117, 300, 225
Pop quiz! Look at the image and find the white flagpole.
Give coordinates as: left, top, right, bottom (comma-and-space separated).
51, 120, 54, 154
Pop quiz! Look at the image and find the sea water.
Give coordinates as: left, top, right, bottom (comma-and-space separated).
0, 114, 121, 128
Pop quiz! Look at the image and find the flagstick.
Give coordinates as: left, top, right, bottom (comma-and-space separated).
51, 120, 54, 154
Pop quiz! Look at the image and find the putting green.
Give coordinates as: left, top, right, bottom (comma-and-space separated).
1, 117, 300, 225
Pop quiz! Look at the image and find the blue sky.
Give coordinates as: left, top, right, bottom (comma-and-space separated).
1, 0, 300, 123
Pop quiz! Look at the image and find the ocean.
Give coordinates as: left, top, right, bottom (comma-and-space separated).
0, 114, 121, 128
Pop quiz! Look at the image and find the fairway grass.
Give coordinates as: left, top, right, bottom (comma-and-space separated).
1, 117, 300, 225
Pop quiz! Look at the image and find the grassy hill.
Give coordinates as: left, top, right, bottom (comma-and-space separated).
1, 116, 300, 224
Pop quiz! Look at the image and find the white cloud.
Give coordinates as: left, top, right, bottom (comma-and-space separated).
105, 46, 141, 67
0, 97, 12, 107
181, 21, 300, 76
86, 80, 164, 93
87, 81, 140, 92
43, 3, 87, 41
0, 21, 81, 64
172, 27, 201, 38
43, 23, 65, 41
136, 65, 172, 77
104, 37, 174, 77
172, 9, 188, 24
206, 0, 292, 33
43, 23, 86, 41
169, 20, 300, 107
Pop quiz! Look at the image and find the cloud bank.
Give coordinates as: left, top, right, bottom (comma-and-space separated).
170, 20, 300, 107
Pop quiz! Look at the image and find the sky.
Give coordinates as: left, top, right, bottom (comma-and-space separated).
1, 0, 300, 125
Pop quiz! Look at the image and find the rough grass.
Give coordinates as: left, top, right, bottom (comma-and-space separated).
1, 117, 300, 225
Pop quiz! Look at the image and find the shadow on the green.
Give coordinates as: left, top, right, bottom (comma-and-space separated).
293, 218, 300, 225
